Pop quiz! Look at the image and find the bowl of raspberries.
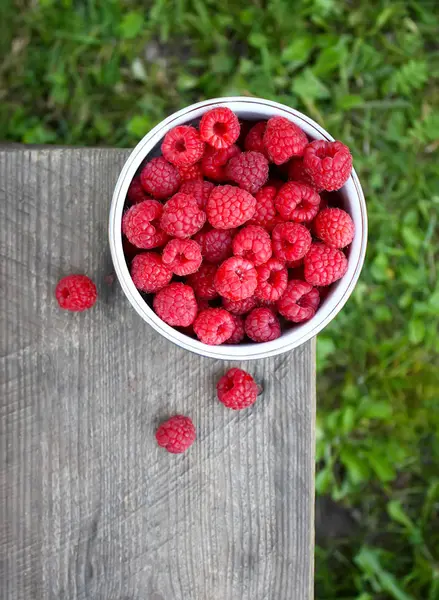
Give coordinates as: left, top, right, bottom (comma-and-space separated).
109, 97, 367, 359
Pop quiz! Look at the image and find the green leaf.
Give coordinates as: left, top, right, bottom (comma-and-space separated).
248, 33, 267, 49
340, 447, 370, 484
119, 11, 144, 40
126, 115, 152, 138
370, 253, 391, 282
408, 319, 425, 344
342, 406, 356, 435
359, 400, 392, 421
313, 44, 345, 76
291, 68, 329, 101
387, 500, 416, 531
355, 547, 415, 600
281, 37, 314, 65
368, 452, 396, 483
316, 467, 333, 494
336, 94, 363, 111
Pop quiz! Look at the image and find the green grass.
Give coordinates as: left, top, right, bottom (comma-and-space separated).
1, 0, 438, 597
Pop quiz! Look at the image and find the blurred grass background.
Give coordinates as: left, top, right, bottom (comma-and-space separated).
1, 0, 438, 598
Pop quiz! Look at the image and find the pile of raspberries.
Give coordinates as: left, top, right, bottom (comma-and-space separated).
122, 107, 355, 346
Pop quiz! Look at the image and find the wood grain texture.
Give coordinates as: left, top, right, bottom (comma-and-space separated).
0, 147, 315, 600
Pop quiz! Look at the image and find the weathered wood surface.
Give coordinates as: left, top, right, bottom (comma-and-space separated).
0, 147, 315, 600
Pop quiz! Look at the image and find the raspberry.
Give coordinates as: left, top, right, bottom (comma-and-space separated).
201, 144, 241, 182
225, 151, 269, 194
187, 263, 218, 299
303, 140, 352, 191
122, 200, 168, 249
214, 257, 258, 301
245, 307, 281, 342
277, 279, 320, 323
153, 282, 198, 327
55, 274, 97, 311
127, 176, 150, 204
207, 185, 256, 229
156, 415, 196, 454
226, 315, 245, 344
272, 222, 312, 262
263, 116, 308, 165
194, 227, 234, 264
177, 162, 203, 182
255, 258, 288, 303
123, 236, 140, 261
217, 368, 258, 409
161, 125, 205, 166
250, 185, 279, 231
179, 180, 214, 210
222, 295, 258, 315
160, 192, 206, 238
193, 308, 234, 345
244, 121, 268, 156
314, 208, 355, 249
287, 158, 323, 192
275, 182, 321, 223
131, 252, 172, 293
232, 225, 272, 266
304, 243, 348, 286
162, 238, 202, 276
199, 107, 240, 149
140, 157, 180, 199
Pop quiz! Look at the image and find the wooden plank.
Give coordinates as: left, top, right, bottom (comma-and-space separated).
0, 147, 315, 600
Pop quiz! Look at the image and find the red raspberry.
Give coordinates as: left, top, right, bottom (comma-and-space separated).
201, 144, 241, 182
217, 368, 258, 409
199, 107, 240, 149
225, 151, 269, 194
131, 252, 172, 293
245, 307, 281, 342
272, 222, 312, 262
255, 258, 288, 303
122, 236, 140, 261
314, 208, 355, 249
303, 140, 352, 191
194, 227, 234, 264
244, 121, 268, 156
161, 125, 205, 166
277, 279, 320, 323
207, 185, 256, 229
232, 225, 272, 266
156, 415, 196, 454
122, 200, 168, 249
304, 243, 348, 286
193, 308, 234, 345
161, 238, 202, 276
187, 263, 218, 299
179, 180, 214, 210
275, 182, 321, 223
140, 157, 180, 199
127, 176, 150, 204
222, 295, 258, 315
287, 158, 323, 192
177, 162, 203, 182
160, 192, 206, 238
263, 116, 308, 165
250, 185, 279, 231
55, 274, 97, 311
214, 257, 258, 301
226, 315, 245, 344
154, 282, 198, 327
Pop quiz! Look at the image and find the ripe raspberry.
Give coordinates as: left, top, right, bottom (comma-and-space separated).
161, 125, 205, 166
272, 222, 312, 262
255, 258, 288, 303
140, 157, 180, 200
123, 236, 140, 261
303, 140, 352, 191
162, 239, 202, 276
156, 415, 196, 454
263, 116, 308, 165
194, 227, 234, 264
160, 192, 206, 238
226, 314, 245, 344
187, 263, 218, 299
314, 208, 355, 249
244, 121, 268, 156
122, 200, 168, 249
201, 144, 241, 182
250, 185, 279, 231
304, 243, 348, 286
222, 295, 258, 315
199, 107, 240, 149
153, 282, 198, 327
275, 182, 321, 223
232, 225, 272, 266
179, 180, 214, 210
245, 307, 281, 342
177, 162, 203, 182
131, 252, 172, 293
55, 274, 97, 311
207, 185, 256, 229
217, 368, 258, 409
287, 158, 323, 192
277, 279, 320, 323
225, 151, 269, 194
214, 257, 258, 301
127, 176, 150, 204
193, 308, 234, 345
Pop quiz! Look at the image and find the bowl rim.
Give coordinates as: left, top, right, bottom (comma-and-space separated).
109, 96, 367, 360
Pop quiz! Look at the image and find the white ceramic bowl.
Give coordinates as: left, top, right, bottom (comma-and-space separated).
109, 97, 367, 360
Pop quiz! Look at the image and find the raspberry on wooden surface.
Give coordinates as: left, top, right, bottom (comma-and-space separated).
161, 125, 205, 166
193, 308, 234, 345
214, 257, 258, 301
263, 116, 308, 165
130, 252, 172, 293
304, 243, 348, 286
140, 156, 180, 199
277, 279, 320, 323
199, 107, 240, 149
217, 368, 258, 409
156, 415, 196, 454
55, 275, 97, 311
303, 140, 352, 191
232, 225, 272, 267
153, 282, 198, 327
244, 307, 281, 342
206, 185, 256, 230
160, 192, 206, 238
272, 222, 312, 263
122, 200, 168, 249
